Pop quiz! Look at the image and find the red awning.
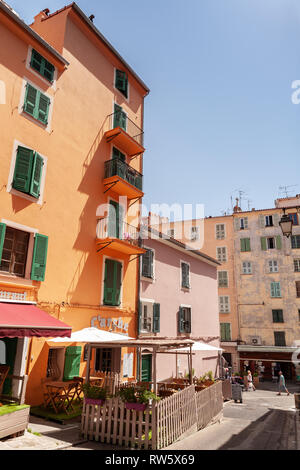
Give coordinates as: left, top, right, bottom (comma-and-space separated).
0, 303, 72, 338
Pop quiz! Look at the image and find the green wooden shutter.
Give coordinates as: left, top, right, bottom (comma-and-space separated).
104, 258, 115, 305
138, 301, 142, 335
31, 234, 48, 281
115, 70, 128, 98
29, 153, 43, 198
245, 238, 251, 251
220, 323, 225, 341
178, 307, 185, 333
0, 223, 6, 262
261, 237, 267, 251
63, 346, 82, 381
24, 84, 38, 118
240, 238, 246, 251
185, 308, 191, 333
142, 250, 153, 278
30, 49, 43, 74
38, 92, 50, 125
43, 59, 55, 83
114, 261, 122, 306
276, 235, 282, 250
153, 303, 160, 333
113, 104, 127, 131
12, 146, 34, 194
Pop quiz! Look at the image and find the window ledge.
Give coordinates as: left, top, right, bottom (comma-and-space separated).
0, 274, 36, 289
141, 276, 154, 283
181, 286, 191, 292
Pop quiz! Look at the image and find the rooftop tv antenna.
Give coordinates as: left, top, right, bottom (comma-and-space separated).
278, 185, 298, 198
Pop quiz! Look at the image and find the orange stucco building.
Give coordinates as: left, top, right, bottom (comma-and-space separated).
0, 2, 149, 405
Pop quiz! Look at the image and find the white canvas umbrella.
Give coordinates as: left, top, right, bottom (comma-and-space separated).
175, 341, 223, 352
49, 327, 133, 343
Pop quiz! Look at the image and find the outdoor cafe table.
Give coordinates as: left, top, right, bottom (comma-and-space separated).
44, 380, 81, 414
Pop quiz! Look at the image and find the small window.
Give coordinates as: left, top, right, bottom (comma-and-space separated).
23, 83, 50, 125
291, 235, 300, 249
12, 146, 44, 199
289, 213, 298, 225
294, 259, 300, 272
271, 282, 281, 298
95, 348, 113, 372
140, 302, 160, 333
269, 260, 278, 273
296, 281, 300, 298
240, 238, 251, 252
272, 309, 284, 323
190, 226, 199, 241
115, 69, 128, 98
216, 224, 225, 240
167, 229, 175, 238
181, 262, 190, 289
217, 246, 227, 263
219, 296, 230, 313
218, 271, 228, 287
0, 226, 30, 277
267, 237, 275, 249
141, 249, 154, 279
274, 331, 286, 347
239, 217, 248, 230
30, 49, 55, 83
178, 307, 191, 333
265, 215, 273, 227
242, 261, 252, 274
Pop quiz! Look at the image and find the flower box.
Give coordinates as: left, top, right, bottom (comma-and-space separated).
0, 405, 30, 439
125, 402, 146, 411
84, 398, 105, 406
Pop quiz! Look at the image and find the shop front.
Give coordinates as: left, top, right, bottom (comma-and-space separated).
238, 345, 299, 382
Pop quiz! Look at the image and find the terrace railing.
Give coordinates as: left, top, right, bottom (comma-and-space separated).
96, 217, 141, 247
109, 111, 144, 148
104, 159, 143, 191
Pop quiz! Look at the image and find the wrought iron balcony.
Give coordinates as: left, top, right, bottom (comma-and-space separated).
96, 217, 145, 256
105, 111, 145, 157
104, 159, 143, 198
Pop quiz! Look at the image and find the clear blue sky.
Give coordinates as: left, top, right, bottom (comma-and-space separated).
8, 0, 300, 217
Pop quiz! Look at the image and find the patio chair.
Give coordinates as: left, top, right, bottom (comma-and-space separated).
0, 365, 10, 395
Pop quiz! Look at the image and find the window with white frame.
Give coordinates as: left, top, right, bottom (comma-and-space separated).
167, 228, 175, 238
218, 271, 228, 287
242, 261, 252, 274
219, 296, 230, 313
190, 226, 200, 241
294, 259, 300, 272
265, 215, 273, 227
268, 260, 278, 273
216, 246, 227, 263
239, 217, 248, 230
216, 224, 225, 240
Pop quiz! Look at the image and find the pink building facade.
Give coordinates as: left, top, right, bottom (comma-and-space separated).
139, 230, 221, 383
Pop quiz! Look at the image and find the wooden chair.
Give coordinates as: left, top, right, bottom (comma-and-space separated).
73, 376, 84, 401
0, 365, 10, 396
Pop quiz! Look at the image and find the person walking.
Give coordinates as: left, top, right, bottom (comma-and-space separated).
247, 370, 256, 391
277, 371, 289, 396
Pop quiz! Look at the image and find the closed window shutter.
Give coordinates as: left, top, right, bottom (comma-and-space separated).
240, 239, 245, 251
115, 70, 128, 97
0, 223, 6, 261
104, 259, 115, 305
114, 261, 122, 306
29, 153, 43, 198
30, 49, 43, 74
178, 307, 185, 333
63, 346, 82, 380
245, 238, 250, 251
142, 250, 153, 278
24, 84, 38, 118
38, 92, 50, 125
13, 146, 34, 194
185, 308, 191, 333
113, 104, 127, 131
244, 217, 248, 229
225, 323, 231, 340
31, 234, 48, 281
261, 237, 267, 251
276, 235, 282, 250
258, 215, 265, 228
234, 218, 240, 231
43, 59, 55, 83
138, 301, 142, 335
153, 303, 160, 333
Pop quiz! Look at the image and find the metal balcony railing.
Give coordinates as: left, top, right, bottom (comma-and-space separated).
104, 159, 143, 191
96, 217, 141, 247
109, 111, 144, 147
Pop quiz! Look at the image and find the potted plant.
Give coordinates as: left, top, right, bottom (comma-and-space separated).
253, 372, 259, 386
82, 384, 108, 405
118, 386, 160, 411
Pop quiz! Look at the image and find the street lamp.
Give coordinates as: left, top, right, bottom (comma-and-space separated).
279, 211, 293, 238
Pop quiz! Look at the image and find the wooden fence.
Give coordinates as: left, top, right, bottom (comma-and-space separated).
81, 381, 223, 450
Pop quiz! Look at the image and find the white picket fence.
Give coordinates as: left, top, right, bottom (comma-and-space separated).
81, 381, 223, 449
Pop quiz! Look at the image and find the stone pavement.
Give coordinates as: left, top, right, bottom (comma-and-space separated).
166, 381, 300, 450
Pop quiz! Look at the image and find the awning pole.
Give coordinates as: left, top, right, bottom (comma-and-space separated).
153, 346, 157, 395
189, 345, 193, 385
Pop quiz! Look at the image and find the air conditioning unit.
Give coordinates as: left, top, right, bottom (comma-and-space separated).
250, 336, 262, 346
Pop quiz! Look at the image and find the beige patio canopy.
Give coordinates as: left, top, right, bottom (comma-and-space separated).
85, 338, 195, 394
